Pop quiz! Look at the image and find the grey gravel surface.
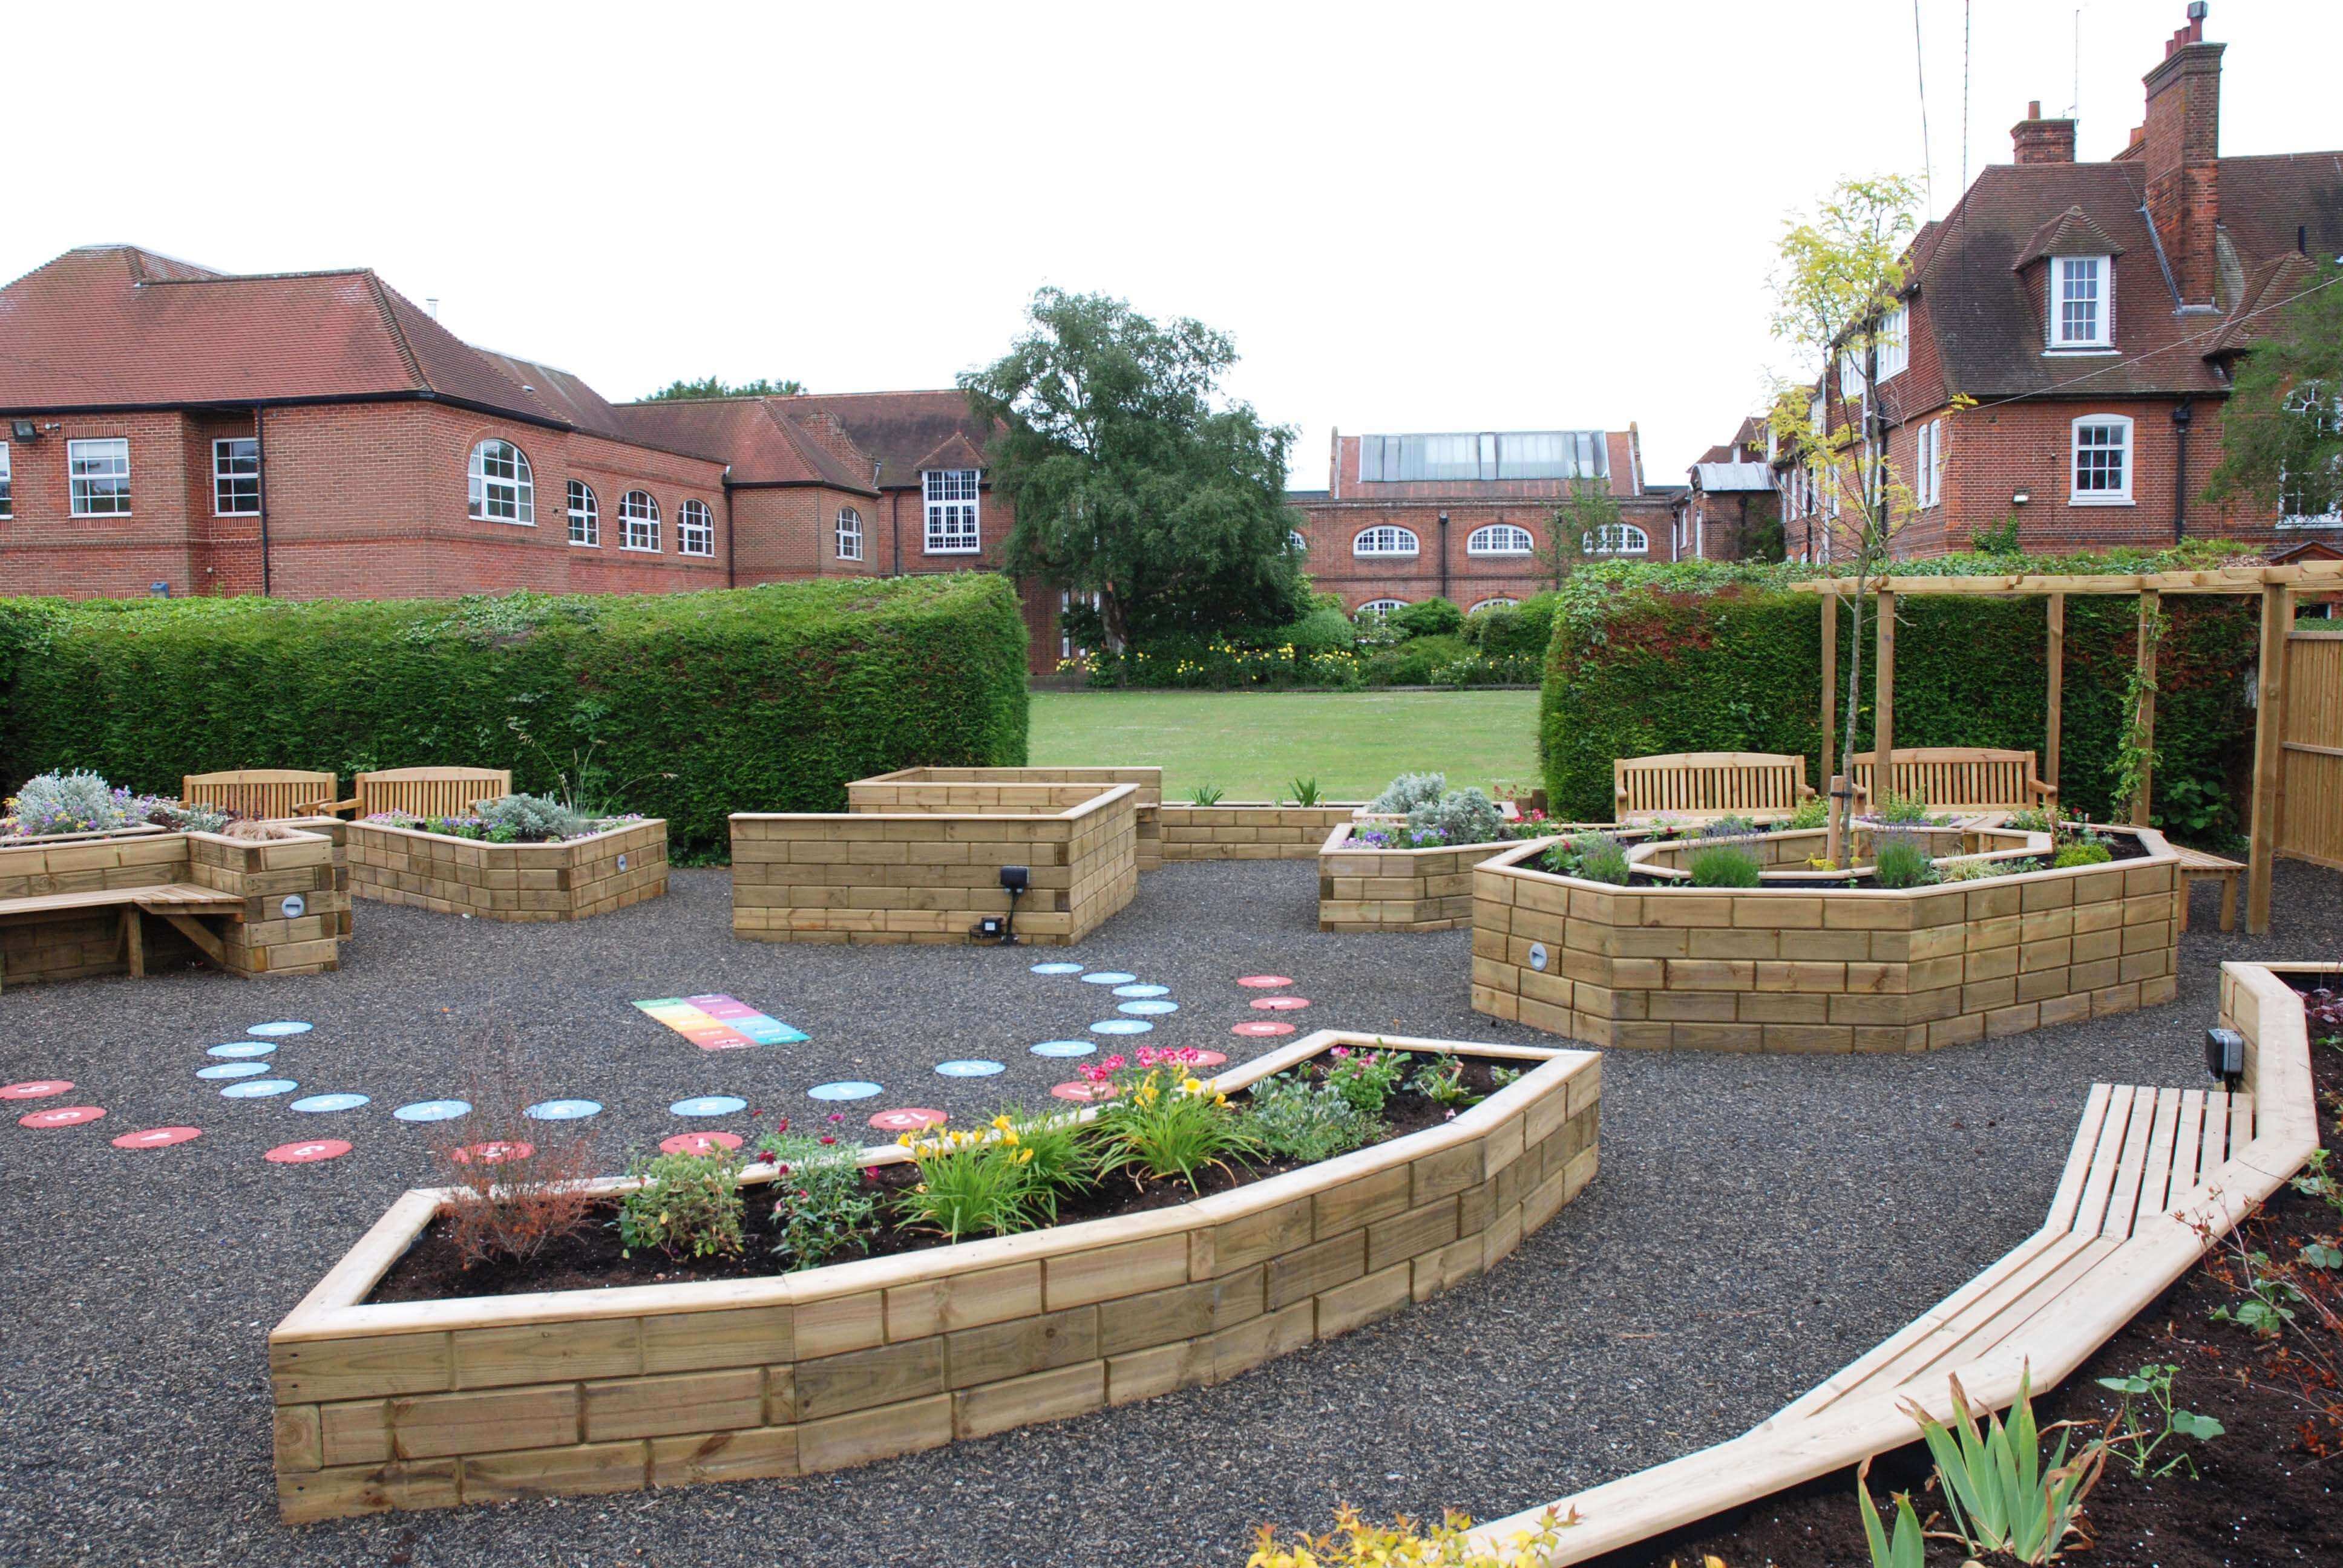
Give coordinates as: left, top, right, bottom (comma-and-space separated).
2, 858, 2336, 1568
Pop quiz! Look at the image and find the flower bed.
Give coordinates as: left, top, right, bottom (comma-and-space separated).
848, 766, 1164, 871
347, 816, 667, 923
267, 1030, 1601, 1521
1472, 823, 2183, 1051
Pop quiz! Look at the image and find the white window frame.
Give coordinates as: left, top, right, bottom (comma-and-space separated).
566, 480, 599, 546
1466, 523, 1535, 556
467, 439, 534, 524
620, 489, 661, 551
923, 468, 981, 554
1357, 598, 1407, 619
1467, 597, 1519, 614
211, 437, 260, 517
0, 441, 13, 520
1286, 529, 1308, 554
1876, 304, 1910, 381
837, 505, 865, 561
1915, 419, 1944, 509
677, 498, 715, 557
68, 437, 131, 517
1581, 522, 1649, 555
2276, 388, 2343, 529
2049, 255, 2112, 350
1351, 525, 1419, 558
2069, 415, 2134, 505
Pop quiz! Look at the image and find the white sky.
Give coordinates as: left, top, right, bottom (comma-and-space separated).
7, 1, 2339, 484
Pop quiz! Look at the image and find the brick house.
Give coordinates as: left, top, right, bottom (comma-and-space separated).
1669, 416, 1781, 562
1779, 7, 2343, 563
1286, 426, 1671, 614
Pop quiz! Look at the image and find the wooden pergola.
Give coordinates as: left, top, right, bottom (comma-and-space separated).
1795, 560, 2343, 935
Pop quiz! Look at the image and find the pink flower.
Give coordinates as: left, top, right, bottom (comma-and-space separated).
826, 1112, 845, 1124
1330, 1046, 1350, 1060
819, 1135, 837, 1146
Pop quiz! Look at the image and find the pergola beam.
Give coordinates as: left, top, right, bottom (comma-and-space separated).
1789, 561, 2343, 598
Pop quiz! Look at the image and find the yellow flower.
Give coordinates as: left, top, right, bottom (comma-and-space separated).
991, 1114, 1014, 1131
1015, 1147, 1034, 1164
1001, 1129, 1021, 1147
1181, 1076, 1206, 1096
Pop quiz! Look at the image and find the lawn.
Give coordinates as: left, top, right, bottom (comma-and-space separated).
1028, 688, 1541, 802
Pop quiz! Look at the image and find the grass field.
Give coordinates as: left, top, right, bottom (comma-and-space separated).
1028, 688, 1541, 802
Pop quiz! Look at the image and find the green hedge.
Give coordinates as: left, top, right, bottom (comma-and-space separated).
1540, 553, 2262, 844
0, 575, 1030, 861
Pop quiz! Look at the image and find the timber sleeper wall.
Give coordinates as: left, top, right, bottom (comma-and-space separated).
733, 785, 1139, 946
268, 1030, 1601, 1521
851, 767, 1164, 871
1319, 822, 1525, 933
347, 820, 669, 923
1471, 829, 2183, 1051
1162, 803, 1364, 861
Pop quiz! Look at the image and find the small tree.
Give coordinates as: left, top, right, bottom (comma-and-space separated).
641, 375, 807, 402
1536, 480, 1617, 590
2204, 258, 2343, 522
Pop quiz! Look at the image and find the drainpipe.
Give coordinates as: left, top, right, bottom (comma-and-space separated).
723, 466, 735, 587
1437, 512, 1450, 603
254, 405, 272, 596
2171, 398, 2194, 541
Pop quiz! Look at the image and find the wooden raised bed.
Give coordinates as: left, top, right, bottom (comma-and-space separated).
268, 1029, 1602, 1521
732, 784, 1138, 946
346, 818, 667, 923
1160, 803, 1364, 861
850, 766, 1164, 871
1471, 826, 2183, 1050
1318, 820, 1528, 933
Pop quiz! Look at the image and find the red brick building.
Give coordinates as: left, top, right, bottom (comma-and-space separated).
1779, 8, 2343, 564
1668, 417, 1781, 562
1286, 426, 1670, 613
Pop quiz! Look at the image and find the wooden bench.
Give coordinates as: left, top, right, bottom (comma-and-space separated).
1613, 752, 1814, 825
0, 883, 247, 988
2171, 844, 2246, 933
183, 769, 339, 820
1847, 747, 2055, 816
310, 766, 512, 820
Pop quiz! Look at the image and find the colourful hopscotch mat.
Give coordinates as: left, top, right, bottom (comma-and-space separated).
635, 995, 808, 1052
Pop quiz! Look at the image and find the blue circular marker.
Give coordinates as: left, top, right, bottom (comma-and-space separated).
525, 1099, 602, 1121
809, 1080, 883, 1102
198, 1061, 269, 1080
246, 1021, 313, 1037
223, 1079, 298, 1099
207, 1040, 276, 1059
1092, 1019, 1155, 1036
1029, 961, 1083, 975
670, 1094, 747, 1117
934, 1059, 1006, 1078
290, 1093, 370, 1114
1112, 984, 1170, 999
1118, 999, 1179, 1016
1081, 971, 1137, 985
1029, 1039, 1096, 1058
393, 1099, 471, 1123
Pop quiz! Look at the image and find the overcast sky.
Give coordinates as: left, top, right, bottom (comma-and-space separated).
7, 1, 2338, 484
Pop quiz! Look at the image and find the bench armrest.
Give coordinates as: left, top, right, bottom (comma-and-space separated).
2026, 777, 2057, 803
293, 795, 359, 818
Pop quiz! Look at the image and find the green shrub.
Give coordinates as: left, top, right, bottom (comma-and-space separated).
1872, 830, 1938, 889
0, 576, 1029, 861
1784, 795, 1831, 830
2052, 838, 2114, 868
472, 792, 589, 842
1407, 786, 1505, 846
616, 1147, 746, 1259
1387, 598, 1463, 639
1369, 771, 1446, 814
759, 1123, 880, 1271
1241, 1073, 1380, 1163
1363, 632, 1467, 685
1547, 830, 1631, 883
1272, 606, 1360, 656
1686, 841, 1763, 887
1470, 592, 1561, 659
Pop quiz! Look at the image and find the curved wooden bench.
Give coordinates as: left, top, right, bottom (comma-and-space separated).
1847, 748, 2054, 815
1613, 752, 1813, 825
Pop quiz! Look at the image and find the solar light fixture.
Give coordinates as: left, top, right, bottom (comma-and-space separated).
985, 864, 1029, 946
2204, 1026, 2245, 1087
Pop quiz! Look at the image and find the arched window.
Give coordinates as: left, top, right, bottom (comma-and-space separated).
677, 498, 715, 557
1357, 598, 1407, 619
565, 480, 598, 546
1288, 529, 1309, 554
468, 439, 533, 523
1581, 523, 1649, 555
620, 489, 661, 551
1466, 523, 1534, 555
837, 506, 865, 561
1352, 526, 1419, 558
1468, 597, 1519, 614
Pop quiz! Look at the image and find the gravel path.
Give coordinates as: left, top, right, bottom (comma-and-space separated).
2, 858, 2335, 1567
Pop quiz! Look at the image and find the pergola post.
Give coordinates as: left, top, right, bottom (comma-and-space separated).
2247, 583, 2290, 935
2132, 590, 2160, 827
2044, 593, 2065, 802
1820, 589, 1838, 786
1875, 588, 1896, 766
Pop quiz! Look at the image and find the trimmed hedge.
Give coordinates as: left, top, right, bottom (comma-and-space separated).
1541, 554, 2261, 843
0, 575, 1029, 861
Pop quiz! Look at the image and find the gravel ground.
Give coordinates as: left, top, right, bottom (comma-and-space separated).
1, 857, 2336, 1567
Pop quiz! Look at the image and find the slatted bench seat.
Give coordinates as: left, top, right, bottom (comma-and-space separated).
2171, 844, 2246, 933
1613, 752, 1814, 825
309, 766, 512, 820
1848, 746, 2055, 815
0, 883, 247, 987
183, 769, 340, 820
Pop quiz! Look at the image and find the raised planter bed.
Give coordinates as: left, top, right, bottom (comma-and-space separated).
347, 818, 667, 923
1318, 820, 1539, 933
850, 766, 1164, 871
732, 785, 1138, 946
1470, 825, 2182, 1050
267, 1029, 1602, 1521
1160, 802, 1365, 861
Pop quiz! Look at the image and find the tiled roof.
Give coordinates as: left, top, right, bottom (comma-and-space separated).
774, 390, 999, 489
619, 389, 999, 492
2013, 205, 2126, 267
612, 398, 877, 491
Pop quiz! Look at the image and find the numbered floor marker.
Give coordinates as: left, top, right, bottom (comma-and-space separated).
934, 1059, 1005, 1077
867, 1107, 949, 1132
1091, 1019, 1153, 1036
2, 1080, 73, 1100
266, 1138, 351, 1164
198, 1062, 269, 1080
246, 1021, 313, 1037
1112, 984, 1169, 999
206, 1041, 275, 1059
449, 1140, 533, 1165
392, 1100, 472, 1123
1250, 995, 1311, 1011
525, 1099, 602, 1121
660, 1129, 745, 1155
1181, 1050, 1229, 1068
1232, 1021, 1296, 1038
808, 1081, 883, 1102
19, 1105, 105, 1128
1050, 1080, 1115, 1104
1080, 972, 1137, 985
222, 1079, 298, 1099
290, 1093, 370, 1114
1118, 999, 1179, 1016
1029, 962, 1083, 975
1029, 1040, 1095, 1058
113, 1126, 203, 1149
1236, 975, 1294, 989
670, 1095, 748, 1118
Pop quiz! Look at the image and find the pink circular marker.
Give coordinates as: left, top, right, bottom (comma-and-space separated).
266, 1138, 351, 1164
1050, 1080, 1115, 1103
1184, 1050, 1228, 1068
1232, 1021, 1296, 1038
18, 1105, 105, 1128
113, 1126, 203, 1149
2, 1080, 73, 1100
660, 1129, 745, 1155
1236, 976, 1293, 990
867, 1108, 948, 1132
1250, 995, 1311, 1011
449, 1140, 534, 1165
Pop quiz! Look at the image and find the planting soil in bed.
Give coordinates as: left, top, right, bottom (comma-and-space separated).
1603, 997, 2343, 1568
370, 1056, 1509, 1304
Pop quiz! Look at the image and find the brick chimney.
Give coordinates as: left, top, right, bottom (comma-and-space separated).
2141, 5, 2224, 305
2011, 101, 2076, 165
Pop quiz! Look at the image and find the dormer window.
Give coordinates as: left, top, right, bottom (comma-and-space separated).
1876, 304, 1909, 379
2050, 255, 2111, 348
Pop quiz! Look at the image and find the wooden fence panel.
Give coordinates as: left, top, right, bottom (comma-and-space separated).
2278, 632, 2343, 871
